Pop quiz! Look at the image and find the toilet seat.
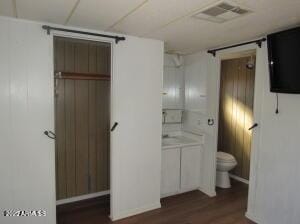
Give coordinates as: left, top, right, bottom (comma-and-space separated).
217, 151, 236, 163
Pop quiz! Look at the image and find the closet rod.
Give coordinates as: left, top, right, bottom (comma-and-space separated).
55, 72, 111, 81
42, 25, 126, 44
207, 38, 266, 56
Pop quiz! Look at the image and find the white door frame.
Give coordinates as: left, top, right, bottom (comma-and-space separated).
207, 42, 265, 221
49, 29, 115, 221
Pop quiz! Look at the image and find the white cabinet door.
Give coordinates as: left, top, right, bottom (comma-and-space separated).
111, 38, 163, 219
174, 67, 184, 109
161, 148, 181, 196
163, 67, 172, 109
180, 145, 202, 191
163, 67, 184, 109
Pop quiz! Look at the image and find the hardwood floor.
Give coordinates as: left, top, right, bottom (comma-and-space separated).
57, 180, 255, 224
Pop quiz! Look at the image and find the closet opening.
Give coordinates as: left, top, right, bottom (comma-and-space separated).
217, 50, 256, 189
53, 36, 111, 222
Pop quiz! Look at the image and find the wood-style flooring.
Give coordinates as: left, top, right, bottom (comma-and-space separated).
57, 180, 255, 224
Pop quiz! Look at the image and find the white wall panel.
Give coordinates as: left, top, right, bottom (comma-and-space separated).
0, 17, 55, 224
0, 16, 12, 211
111, 35, 163, 220
0, 0, 15, 17
247, 44, 300, 224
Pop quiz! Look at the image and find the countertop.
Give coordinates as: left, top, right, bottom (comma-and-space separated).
162, 132, 203, 150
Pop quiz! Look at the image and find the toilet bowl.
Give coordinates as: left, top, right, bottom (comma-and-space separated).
216, 151, 237, 188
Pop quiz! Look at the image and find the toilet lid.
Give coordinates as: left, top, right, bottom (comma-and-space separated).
217, 151, 236, 162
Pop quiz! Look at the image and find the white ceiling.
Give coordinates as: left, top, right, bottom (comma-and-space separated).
0, 0, 300, 54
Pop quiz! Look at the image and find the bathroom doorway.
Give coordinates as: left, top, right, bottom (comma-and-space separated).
217, 52, 256, 183
53, 36, 111, 216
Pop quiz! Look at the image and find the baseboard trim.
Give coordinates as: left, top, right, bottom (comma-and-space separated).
245, 211, 261, 223
161, 192, 177, 198
56, 190, 110, 205
199, 187, 216, 197
161, 188, 204, 198
229, 174, 249, 185
110, 202, 161, 221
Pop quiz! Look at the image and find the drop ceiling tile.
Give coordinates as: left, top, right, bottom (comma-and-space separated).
16, 0, 78, 24
110, 0, 215, 36
147, 17, 219, 53
147, 0, 300, 54
1, 0, 300, 55
0, 0, 16, 17
67, 0, 146, 31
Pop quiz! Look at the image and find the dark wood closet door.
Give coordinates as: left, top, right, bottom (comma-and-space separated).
54, 37, 110, 200
218, 56, 255, 180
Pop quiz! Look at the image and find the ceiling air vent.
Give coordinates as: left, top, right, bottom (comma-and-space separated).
192, 1, 252, 23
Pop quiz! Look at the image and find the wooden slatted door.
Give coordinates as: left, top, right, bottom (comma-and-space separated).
218, 56, 255, 180
54, 37, 110, 200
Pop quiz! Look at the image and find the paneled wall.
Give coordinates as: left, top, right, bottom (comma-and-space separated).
111, 36, 163, 220
248, 44, 300, 224
218, 57, 255, 180
0, 18, 56, 224
54, 37, 110, 199
0, 16, 163, 223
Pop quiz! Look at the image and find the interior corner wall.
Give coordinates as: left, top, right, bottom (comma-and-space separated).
182, 51, 217, 197
0, 16, 164, 224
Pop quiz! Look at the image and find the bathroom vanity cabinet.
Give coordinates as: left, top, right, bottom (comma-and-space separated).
161, 148, 181, 196
161, 145, 202, 197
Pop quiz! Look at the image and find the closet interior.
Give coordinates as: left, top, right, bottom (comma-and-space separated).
54, 36, 111, 201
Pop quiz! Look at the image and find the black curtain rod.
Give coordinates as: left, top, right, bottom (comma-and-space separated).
207, 38, 266, 56
42, 25, 126, 44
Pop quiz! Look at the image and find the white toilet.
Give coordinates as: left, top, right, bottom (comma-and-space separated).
216, 151, 237, 188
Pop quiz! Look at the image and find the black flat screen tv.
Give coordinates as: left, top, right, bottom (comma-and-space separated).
267, 27, 300, 93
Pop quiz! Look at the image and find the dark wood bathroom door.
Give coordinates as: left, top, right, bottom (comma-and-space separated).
54, 37, 110, 200
218, 56, 255, 180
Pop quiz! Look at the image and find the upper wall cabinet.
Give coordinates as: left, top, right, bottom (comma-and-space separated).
184, 52, 207, 113
163, 55, 184, 109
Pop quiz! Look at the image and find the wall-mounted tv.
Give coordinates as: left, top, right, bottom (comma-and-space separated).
267, 27, 300, 93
